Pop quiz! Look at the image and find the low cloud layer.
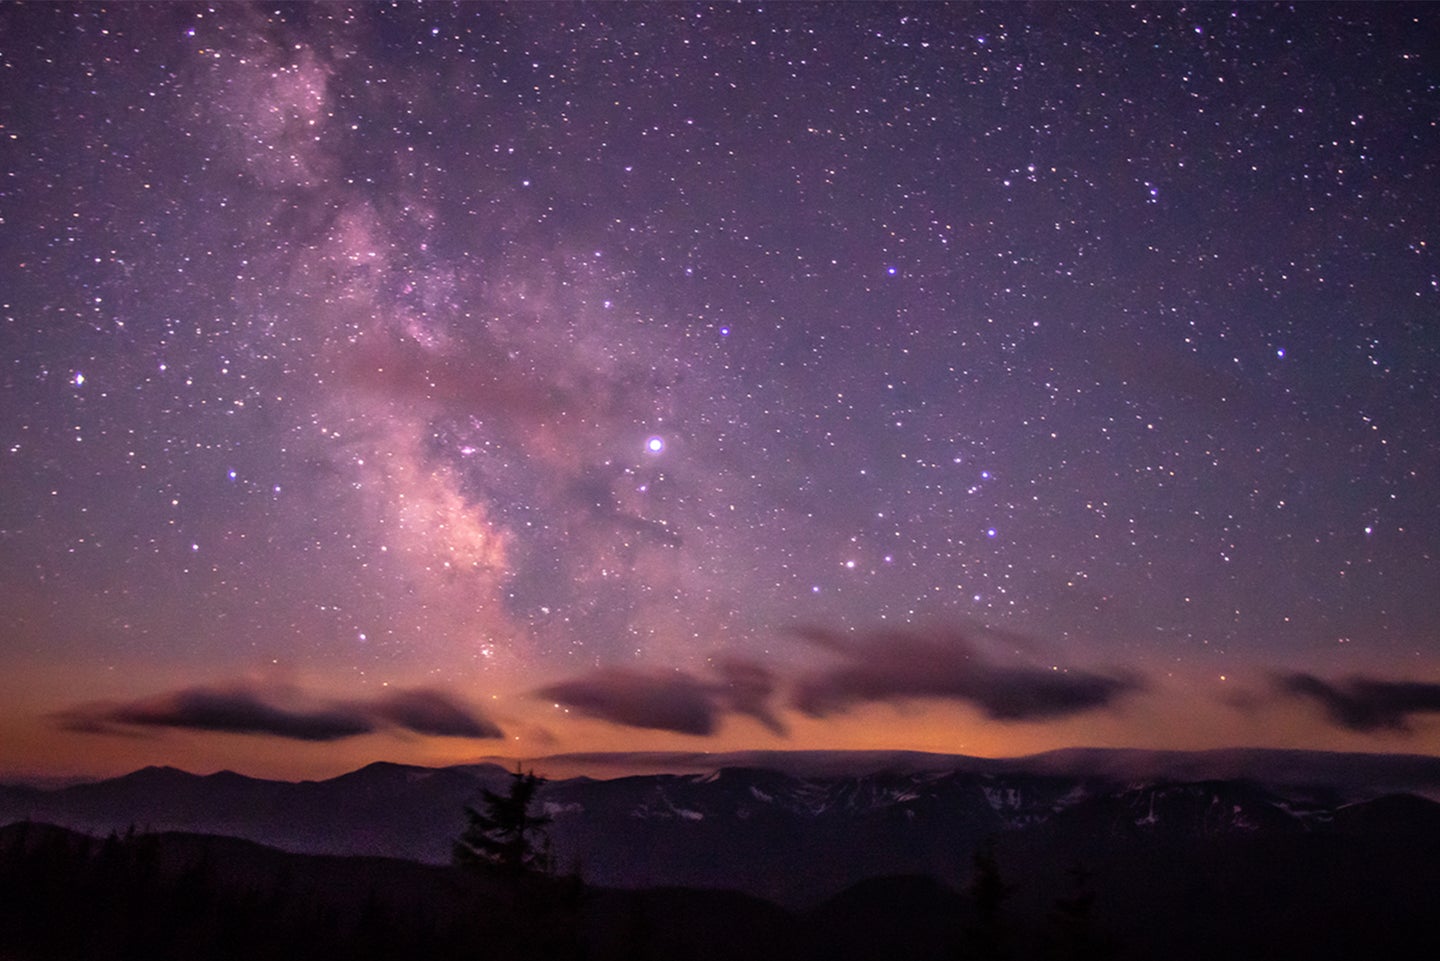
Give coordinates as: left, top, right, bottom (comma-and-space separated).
365, 687, 505, 739
791, 626, 1141, 722
1278, 673, 1440, 733
56, 683, 502, 742
713, 658, 786, 735
537, 626, 1138, 736
538, 669, 718, 735
536, 657, 785, 736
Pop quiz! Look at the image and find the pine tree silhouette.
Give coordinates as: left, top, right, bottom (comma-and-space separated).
453, 767, 553, 876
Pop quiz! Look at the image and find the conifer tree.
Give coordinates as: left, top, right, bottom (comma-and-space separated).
453, 767, 553, 876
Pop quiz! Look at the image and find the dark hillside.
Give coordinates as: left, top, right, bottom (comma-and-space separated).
7, 815, 1440, 961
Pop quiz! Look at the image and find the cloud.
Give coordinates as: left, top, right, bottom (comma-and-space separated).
536, 627, 1139, 735
367, 687, 504, 738
536, 658, 786, 736
713, 657, 787, 735
1277, 673, 1440, 733
56, 682, 503, 742
56, 686, 373, 742
790, 625, 1141, 722
537, 669, 720, 735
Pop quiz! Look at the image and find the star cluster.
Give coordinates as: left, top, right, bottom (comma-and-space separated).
2, 3, 1438, 777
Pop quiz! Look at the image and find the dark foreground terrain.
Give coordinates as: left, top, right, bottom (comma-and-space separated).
5, 749, 1440, 960
4, 814, 1440, 961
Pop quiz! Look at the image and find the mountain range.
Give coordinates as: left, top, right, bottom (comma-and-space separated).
5, 747, 1440, 906
6, 747, 1440, 959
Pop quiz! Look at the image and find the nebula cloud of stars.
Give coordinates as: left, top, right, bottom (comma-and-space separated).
2, 3, 1438, 771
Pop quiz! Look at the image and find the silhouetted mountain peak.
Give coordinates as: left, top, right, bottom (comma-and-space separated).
121, 765, 197, 783
324, 760, 433, 785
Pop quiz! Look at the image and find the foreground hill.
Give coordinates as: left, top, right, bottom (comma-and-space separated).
5, 808, 1440, 961
0, 821, 797, 961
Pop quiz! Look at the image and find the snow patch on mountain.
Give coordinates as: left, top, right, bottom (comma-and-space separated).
542, 801, 583, 818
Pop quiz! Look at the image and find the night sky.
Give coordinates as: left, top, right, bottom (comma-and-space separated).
3, 2, 1438, 781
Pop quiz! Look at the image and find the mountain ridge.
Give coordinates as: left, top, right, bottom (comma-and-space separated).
5, 745, 1440, 907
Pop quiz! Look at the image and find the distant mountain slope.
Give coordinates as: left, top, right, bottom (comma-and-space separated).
511, 745, 1440, 797
5, 748, 1440, 907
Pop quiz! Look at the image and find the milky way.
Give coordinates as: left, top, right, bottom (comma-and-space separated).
2, 3, 1438, 777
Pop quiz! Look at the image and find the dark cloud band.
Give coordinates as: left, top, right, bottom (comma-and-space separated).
536, 669, 721, 736
536, 627, 1138, 736
1278, 673, 1440, 733
536, 657, 785, 736
55, 683, 502, 742
791, 626, 1140, 722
